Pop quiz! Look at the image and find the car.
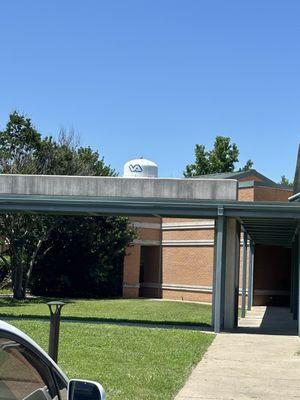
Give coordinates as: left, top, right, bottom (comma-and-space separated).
0, 320, 106, 400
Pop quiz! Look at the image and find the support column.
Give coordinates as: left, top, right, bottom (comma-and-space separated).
247, 242, 254, 311
291, 241, 295, 315
241, 230, 248, 318
293, 236, 298, 321
213, 210, 226, 333
296, 235, 300, 336
224, 218, 240, 330
234, 222, 241, 327
123, 244, 141, 298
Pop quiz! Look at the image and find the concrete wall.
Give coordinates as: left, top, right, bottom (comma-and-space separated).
0, 174, 238, 200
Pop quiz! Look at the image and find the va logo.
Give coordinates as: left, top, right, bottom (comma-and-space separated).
129, 164, 143, 173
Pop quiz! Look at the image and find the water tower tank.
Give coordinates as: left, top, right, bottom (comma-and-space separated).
124, 157, 158, 178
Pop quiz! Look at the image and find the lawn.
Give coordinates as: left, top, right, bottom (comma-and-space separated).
5, 299, 215, 400
9, 320, 213, 400
0, 298, 212, 327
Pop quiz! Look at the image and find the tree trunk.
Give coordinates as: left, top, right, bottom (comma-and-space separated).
12, 263, 24, 299
11, 250, 25, 300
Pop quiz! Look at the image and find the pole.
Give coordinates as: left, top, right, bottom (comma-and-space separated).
47, 301, 65, 363
241, 231, 248, 318
247, 241, 254, 310
213, 208, 226, 333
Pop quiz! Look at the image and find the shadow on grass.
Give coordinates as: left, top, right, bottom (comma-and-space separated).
0, 313, 212, 330
0, 297, 75, 307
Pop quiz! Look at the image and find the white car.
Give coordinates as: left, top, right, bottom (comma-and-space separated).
0, 320, 106, 400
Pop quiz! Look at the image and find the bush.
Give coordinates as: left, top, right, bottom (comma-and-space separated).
30, 216, 135, 298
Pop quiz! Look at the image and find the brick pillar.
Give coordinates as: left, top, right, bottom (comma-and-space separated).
123, 244, 141, 298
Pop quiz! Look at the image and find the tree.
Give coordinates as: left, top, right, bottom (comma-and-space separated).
0, 112, 133, 299
238, 159, 254, 172
30, 216, 135, 298
184, 136, 253, 177
279, 175, 293, 187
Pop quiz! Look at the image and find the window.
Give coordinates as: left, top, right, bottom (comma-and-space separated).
0, 337, 56, 400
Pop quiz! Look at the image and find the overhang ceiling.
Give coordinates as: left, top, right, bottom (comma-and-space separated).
241, 217, 298, 247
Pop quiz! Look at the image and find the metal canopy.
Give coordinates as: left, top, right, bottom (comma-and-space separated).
0, 195, 299, 246
1, 195, 300, 219
0, 194, 299, 246
241, 217, 298, 247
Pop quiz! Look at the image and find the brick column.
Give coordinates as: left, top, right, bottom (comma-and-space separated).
123, 244, 141, 298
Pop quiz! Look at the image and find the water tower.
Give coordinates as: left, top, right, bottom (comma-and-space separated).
123, 157, 158, 178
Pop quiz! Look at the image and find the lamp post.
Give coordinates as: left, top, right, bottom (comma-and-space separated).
47, 301, 65, 363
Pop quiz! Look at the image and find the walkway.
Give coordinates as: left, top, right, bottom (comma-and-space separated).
175, 307, 300, 400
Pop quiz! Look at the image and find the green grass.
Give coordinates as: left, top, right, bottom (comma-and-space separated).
0, 288, 13, 296
9, 319, 214, 400
0, 298, 212, 327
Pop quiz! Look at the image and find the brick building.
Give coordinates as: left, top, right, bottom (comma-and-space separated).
122, 169, 293, 306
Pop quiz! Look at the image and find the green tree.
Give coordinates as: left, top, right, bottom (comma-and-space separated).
279, 175, 293, 187
30, 216, 135, 298
0, 112, 133, 299
184, 136, 253, 177
238, 159, 254, 172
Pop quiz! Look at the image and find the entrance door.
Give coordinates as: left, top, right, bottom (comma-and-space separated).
253, 245, 291, 306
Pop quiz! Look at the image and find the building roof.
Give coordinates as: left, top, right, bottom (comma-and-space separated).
196, 169, 273, 182
196, 169, 291, 190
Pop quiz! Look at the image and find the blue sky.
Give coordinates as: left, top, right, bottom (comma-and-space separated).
0, 1, 299, 180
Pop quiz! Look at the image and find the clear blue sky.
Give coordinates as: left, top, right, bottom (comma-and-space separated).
0, 1, 299, 181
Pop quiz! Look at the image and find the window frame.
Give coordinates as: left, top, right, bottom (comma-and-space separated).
0, 329, 68, 399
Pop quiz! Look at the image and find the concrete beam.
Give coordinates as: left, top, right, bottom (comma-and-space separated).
0, 174, 238, 201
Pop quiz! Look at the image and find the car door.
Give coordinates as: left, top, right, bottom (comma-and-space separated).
0, 334, 63, 400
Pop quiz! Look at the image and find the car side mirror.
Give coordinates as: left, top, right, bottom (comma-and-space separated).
68, 379, 106, 400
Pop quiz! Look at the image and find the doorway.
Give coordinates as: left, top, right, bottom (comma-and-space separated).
139, 246, 161, 298
253, 245, 291, 306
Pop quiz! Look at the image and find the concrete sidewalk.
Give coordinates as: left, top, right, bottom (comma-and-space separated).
175, 307, 300, 400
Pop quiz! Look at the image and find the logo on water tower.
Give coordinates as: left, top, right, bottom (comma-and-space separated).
129, 164, 143, 173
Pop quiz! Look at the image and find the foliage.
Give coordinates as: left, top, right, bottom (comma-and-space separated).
30, 216, 135, 298
238, 159, 254, 172
184, 136, 253, 177
0, 111, 133, 299
279, 175, 293, 187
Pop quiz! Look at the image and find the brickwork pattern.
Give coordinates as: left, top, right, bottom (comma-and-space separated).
163, 229, 214, 241
162, 246, 214, 286
123, 175, 293, 304
254, 186, 293, 202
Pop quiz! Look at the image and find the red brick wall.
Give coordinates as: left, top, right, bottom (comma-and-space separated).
123, 245, 141, 298
238, 188, 254, 201
162, 290, 212, 302
123, 175, 293, 304
163, 229, 214, 241
254, 186, 292, 202
162, 246, 214, 287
